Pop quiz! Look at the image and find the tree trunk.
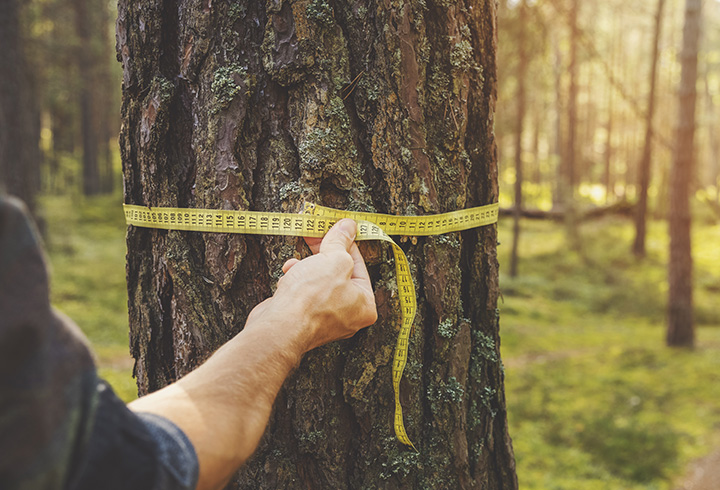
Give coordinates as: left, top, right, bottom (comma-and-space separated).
96, 0, 116, 194
510, 0, 527, 278
117, 1, 517, 488
0, 0, 41, 216
632, 0, 666, 258
73, 0, 101, 196
552, 31, 564, 211
564, 0, 581, 251
667, 0, 701, 347
703, 65, 719, 192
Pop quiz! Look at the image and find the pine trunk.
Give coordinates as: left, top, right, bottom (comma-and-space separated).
117, 0, 517, 487
667, 0, 700, 347
632, 0, 665, 258
73, 0, 101, 196
0, 0, 41, 215
509, 0, 527, 278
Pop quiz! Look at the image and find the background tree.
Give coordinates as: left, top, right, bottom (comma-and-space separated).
632, 0, 666, 258
509, 0, 528, 278
117, 0, 517, 488
667, 0, 701, 348
0, 0, 41, 215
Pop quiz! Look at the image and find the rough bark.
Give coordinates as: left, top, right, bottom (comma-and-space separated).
0, 0, 41, 215
632, 0, 666, 258
117, 0, 517, 488
667, 0, 701, 348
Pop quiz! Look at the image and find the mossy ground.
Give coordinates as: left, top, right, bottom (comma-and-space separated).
38, 191, 720, 487
41, 192, 137, 402
498, 216, 720, 489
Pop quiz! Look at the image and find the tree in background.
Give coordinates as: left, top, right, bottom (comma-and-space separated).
563, 0, 581, 252
20, 0, 120, 196
510, 0, 528, 278
72, 0, 100, 195
633, 0, 666, 259
667, 0, 701, 347
118, 0, 517, 488
0, 0, 41, 215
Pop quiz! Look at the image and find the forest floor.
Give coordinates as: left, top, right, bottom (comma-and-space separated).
42, 193, 720, 489
676, 448, 720, 490
498, 216, 720, 490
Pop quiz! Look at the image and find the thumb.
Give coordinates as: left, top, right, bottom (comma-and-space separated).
319, 218, 357, 254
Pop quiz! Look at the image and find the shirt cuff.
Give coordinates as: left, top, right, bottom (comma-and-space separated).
136, 412, 199, 490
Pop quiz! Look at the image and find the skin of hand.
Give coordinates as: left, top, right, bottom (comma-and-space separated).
128, 218, 377, 490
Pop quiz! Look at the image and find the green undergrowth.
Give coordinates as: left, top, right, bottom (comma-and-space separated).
40, 193, 137, 402
499, 216, 720, 489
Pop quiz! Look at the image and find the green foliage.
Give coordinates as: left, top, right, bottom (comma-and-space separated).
499, 217, 720, 489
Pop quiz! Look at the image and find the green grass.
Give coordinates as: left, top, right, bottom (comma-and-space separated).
40, 193, 137, 402
499, 216, 720, 489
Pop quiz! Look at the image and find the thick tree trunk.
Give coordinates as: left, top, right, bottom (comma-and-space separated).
632, 0, 666, 258
118, 0, 516, 488
0, 0, 41, 215
667, 0, 701, 347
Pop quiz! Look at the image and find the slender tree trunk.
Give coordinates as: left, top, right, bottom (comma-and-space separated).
604, 83, 615, 204
552, 32, 564, 210
96, 0, 115, 194
564, 0, 581, 251
633, 0, 666, 258
531, 110, 541, 185
667, 0, 701, 348
117, 1, 517, 488
510, 0, 527, 278
0, 0, 41, 215
704, 66, 719, 192
73, 0, 100, 196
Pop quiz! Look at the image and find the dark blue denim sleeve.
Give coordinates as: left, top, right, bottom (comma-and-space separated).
68, 381, 199, 490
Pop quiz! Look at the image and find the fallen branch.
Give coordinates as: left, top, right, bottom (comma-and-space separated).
499, 200, 635, 221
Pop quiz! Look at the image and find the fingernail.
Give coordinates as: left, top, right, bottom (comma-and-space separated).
337, 219, 357, 239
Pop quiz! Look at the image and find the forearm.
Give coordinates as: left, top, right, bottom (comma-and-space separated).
127, 219, 376, 489
129, 310, 305, 490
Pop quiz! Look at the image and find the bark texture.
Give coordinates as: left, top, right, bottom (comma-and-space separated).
117, 0, 517, 487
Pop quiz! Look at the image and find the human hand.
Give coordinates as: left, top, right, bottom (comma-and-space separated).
247, 219, 377, 354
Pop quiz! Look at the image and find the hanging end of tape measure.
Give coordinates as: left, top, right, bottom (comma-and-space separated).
396, 431, 418, 452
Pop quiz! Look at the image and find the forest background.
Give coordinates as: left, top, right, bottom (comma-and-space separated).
1, 0, 719, 488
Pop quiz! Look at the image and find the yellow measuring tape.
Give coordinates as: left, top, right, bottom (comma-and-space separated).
123, 201, 499, 448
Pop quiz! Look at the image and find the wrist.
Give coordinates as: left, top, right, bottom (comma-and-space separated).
243, 296, 315, 359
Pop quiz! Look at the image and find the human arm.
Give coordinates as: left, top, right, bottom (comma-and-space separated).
128, 218, 377, 490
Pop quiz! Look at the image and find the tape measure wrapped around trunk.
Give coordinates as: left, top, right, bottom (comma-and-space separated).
123, 201, 499, 448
